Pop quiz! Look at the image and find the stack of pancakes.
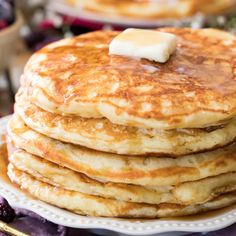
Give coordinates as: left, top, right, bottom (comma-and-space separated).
66, 0, 236, 20
7, 28, 236, 218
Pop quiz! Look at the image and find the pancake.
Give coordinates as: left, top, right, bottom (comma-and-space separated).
15, 91, 236, 156
8, 164, 236, 218
68, 0, 236, 19
9, 147, 236, 205
173, 172, 236, 205
22, 28, 236, 129
8, 148, 174, 205
8, 114, 236, 186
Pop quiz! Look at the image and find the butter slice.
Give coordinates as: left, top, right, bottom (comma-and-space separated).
109, 28, 177, 63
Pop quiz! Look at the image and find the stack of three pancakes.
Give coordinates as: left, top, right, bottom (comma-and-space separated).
6, 28, 236, 218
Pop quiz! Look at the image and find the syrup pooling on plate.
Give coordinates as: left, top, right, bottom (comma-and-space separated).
0, 137, 11, 186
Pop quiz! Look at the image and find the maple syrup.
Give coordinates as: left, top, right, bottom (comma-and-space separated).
0, 137, 36, 200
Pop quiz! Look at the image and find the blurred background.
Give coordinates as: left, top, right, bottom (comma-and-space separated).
0, 1, 236, 235
0, 0, 236, 117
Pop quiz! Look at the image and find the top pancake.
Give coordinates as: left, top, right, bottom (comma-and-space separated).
22, 28, 236, 129
68, 0, 236, 19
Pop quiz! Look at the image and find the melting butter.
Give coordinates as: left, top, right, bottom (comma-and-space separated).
109, 28, 177, 63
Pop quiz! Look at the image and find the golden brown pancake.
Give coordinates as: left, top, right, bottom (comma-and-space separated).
22, 28, 236, 129
15, 91, 236, 156
8, 147, 236, 205
8, 114, 236, 187
7, 146, 174, 205
68, 0, 236, 19
8, 164, 236, 218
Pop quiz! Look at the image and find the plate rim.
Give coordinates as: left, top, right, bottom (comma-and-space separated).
0, 115, 236, 235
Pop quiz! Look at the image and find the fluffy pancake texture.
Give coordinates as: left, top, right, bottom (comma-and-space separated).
8, 147, 236, 205
69, 0, 236, 19
8, 114, 236, 187
22, 28, 236, 129
15, 92, 236, 156
8, 148, 173, 205
7, 27, 236, 218
8, 164, 236, 218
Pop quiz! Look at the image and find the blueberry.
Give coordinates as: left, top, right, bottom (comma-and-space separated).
0, 197, 15, 223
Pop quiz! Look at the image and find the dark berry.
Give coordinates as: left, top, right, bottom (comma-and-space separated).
0, 20, 7, 30
0, 198, 15, 223
0, 0, 15, 26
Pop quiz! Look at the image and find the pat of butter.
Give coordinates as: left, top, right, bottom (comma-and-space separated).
109, 28, 177, 63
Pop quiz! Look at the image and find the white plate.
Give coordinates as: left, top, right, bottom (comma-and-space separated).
0, 115, 236, 236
